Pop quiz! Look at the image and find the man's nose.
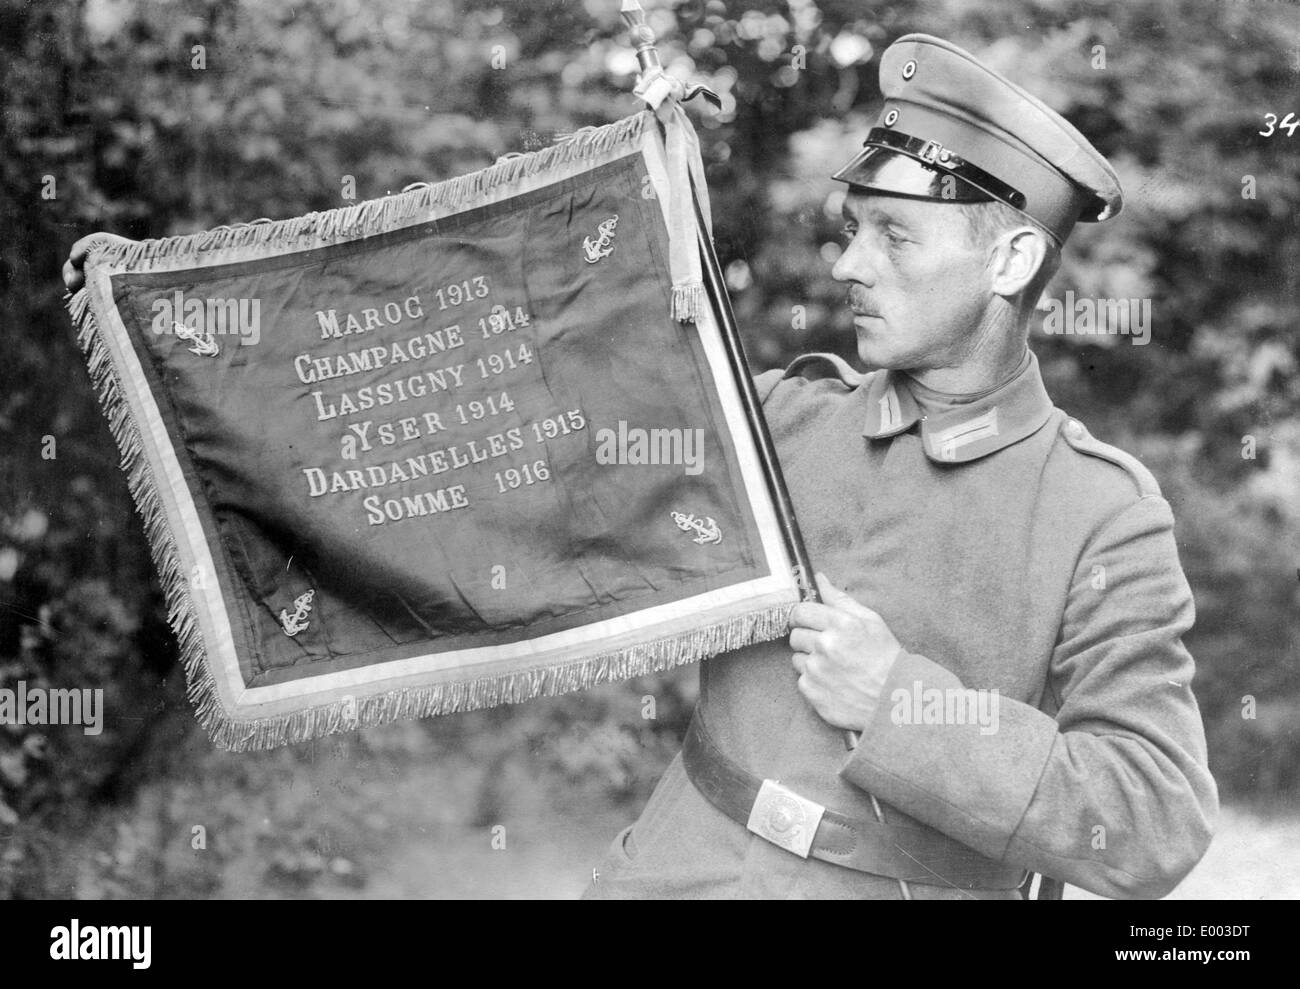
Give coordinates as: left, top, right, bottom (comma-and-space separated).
831, 236, 875, 286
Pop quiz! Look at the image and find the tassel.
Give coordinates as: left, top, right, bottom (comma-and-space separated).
635, 68, 712, 324
671, 283, 705, 322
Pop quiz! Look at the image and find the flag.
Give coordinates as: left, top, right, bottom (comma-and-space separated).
67, 107, 805, 751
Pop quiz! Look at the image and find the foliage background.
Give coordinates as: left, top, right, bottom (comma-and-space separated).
1, 0, 1297, 897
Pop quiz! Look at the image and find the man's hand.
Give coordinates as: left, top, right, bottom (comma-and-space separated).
788, 573, 904, 733
62, 233, 136, 293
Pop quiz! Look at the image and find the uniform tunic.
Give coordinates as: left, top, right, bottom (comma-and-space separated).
585, 349, 1217, 900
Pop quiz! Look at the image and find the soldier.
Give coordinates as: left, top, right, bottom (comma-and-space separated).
582, 34, 1217, 899
64, 33, 1218, 902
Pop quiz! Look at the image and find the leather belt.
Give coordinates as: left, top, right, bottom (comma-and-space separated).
682, 713, 1029, 890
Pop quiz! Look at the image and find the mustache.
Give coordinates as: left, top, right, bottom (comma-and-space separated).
846, 285, 879, 314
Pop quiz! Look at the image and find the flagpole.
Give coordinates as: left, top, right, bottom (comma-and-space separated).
620, 3, 815, 598
619, 0, 912, 900
687, 195, 818, 608
621, 0, 661, 73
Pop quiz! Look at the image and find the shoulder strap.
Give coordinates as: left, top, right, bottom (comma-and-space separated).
781, 351, 865, 387
1059, 416, 1161, 498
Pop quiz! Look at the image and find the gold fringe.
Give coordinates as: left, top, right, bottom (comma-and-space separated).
66, 288, 219, 745
671, 282, 706, 323
209, 605, 792, 752
65, 108, 791, 751
80, 112, 652, 270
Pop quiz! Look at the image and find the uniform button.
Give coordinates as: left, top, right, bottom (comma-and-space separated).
884, 108, 899, 127
1066, 419, 1085, 440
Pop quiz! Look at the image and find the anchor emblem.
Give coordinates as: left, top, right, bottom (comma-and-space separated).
279, 589, 316, 637
671, 511, 723, 546
172, 321, 219, 357
582, 215, 619, 264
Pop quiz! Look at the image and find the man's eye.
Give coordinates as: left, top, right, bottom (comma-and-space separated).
885, 229, 907, 245
840, 224, 858, 240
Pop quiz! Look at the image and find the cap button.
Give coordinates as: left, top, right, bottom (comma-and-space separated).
1065, 419, 1085, 440
902, 59, 917, 80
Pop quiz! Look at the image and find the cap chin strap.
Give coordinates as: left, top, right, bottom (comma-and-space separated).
833, 149, 992, 204
832, 127, 1027, 212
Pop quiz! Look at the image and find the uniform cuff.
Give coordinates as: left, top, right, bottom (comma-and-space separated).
841, 648, 960, 783
838, 649, 1056, 861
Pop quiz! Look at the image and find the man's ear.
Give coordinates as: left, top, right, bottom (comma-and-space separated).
988, 227, 1048, 300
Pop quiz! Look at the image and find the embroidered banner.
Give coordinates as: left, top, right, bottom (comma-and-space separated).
67, 109, 803, 750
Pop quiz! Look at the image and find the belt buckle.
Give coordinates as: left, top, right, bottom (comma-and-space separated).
746, 779, 826, 859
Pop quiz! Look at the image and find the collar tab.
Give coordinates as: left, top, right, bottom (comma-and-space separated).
860, 350, 1053, 462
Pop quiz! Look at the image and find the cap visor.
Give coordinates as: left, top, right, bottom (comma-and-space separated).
831, 146, 990, 202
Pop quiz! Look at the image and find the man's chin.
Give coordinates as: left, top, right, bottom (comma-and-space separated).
855, 325, 904, 371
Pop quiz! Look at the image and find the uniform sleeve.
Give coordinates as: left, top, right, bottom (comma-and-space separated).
753, 368, 784, 406
838, 494, 1218, 899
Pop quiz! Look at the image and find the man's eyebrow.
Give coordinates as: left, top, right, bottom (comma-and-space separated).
843, 199, 914, 231
864, 205, 913, 230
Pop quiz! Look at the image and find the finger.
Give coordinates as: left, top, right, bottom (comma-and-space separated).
68, 232, 131, 280
789, 628, 819, 655
69, 234, 100, 263
64, 235, 102, 292
791, 651, 810, 676
68, 243, 86, 266
814, 572, 850, 602
815, 572, 875, 618
789, 601, 835, 630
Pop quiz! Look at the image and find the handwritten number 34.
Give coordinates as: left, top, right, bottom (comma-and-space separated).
1260, 113, 1299, 137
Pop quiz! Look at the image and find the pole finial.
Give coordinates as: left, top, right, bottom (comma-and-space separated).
620, 0, 662, 73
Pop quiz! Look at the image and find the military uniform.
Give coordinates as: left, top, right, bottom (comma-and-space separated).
585, 350, 1216, 899
584, 34, 1217, 899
